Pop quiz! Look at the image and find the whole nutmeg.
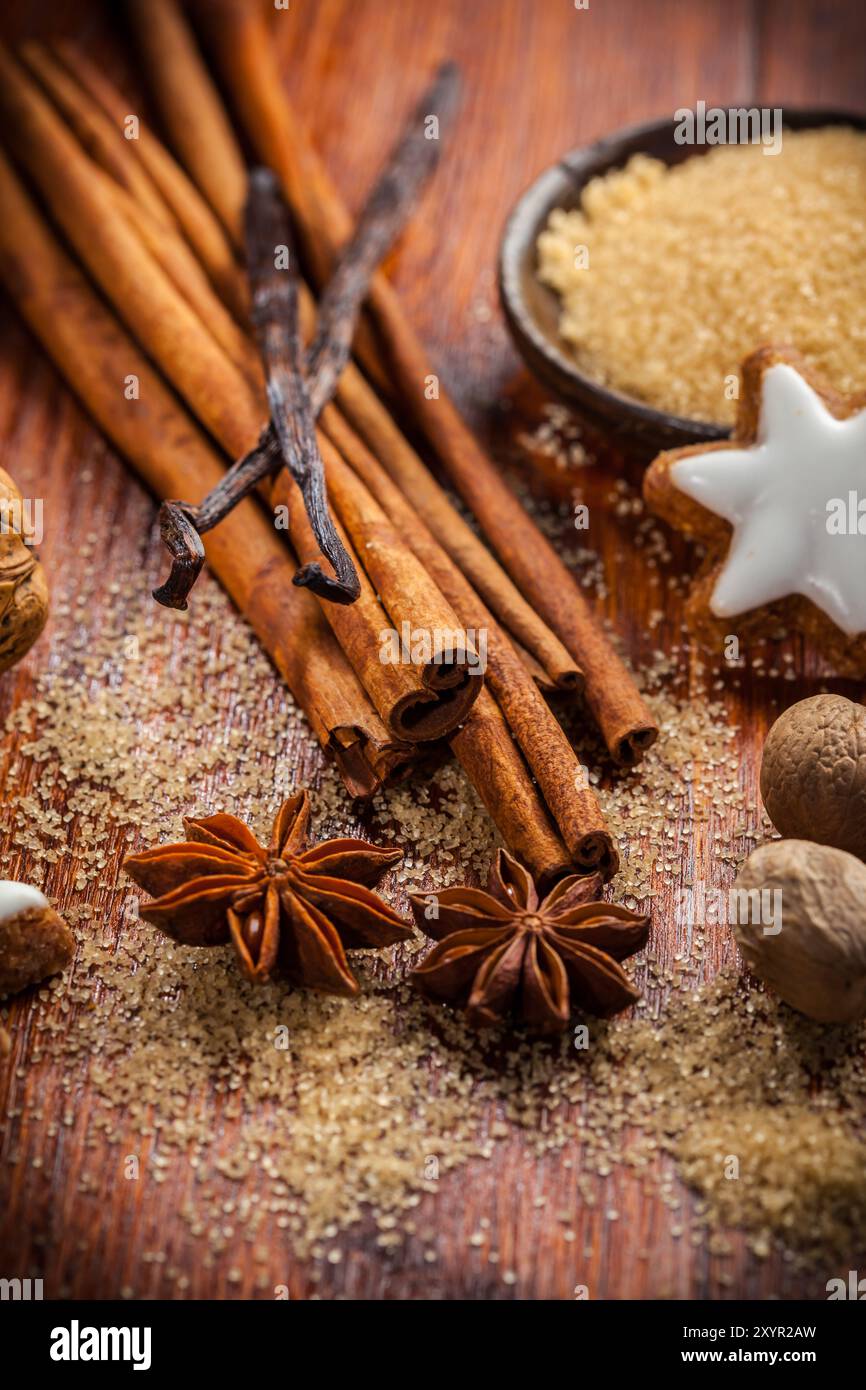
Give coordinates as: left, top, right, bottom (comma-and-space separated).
0, 881, 74, 997
760, 694, 866, 861
733, 840, 866, 1023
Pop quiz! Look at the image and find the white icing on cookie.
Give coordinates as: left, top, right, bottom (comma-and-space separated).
0, 880, 49, 921
671, 364, 866, 636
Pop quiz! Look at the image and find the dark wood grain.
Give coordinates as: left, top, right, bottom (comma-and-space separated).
1, 0, 865, 1301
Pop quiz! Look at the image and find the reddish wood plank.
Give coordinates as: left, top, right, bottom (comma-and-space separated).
1, 0, 864, 1301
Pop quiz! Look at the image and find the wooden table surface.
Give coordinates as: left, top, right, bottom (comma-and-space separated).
1, 0, 865, 1301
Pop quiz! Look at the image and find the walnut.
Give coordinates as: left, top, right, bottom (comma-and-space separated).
0, 466, 48, 673
760, 694, 866, 862
733, 840, 866, 1023
0, 882, 74, 997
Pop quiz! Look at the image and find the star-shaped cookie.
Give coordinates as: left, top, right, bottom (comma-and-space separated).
644, 346, 866, 676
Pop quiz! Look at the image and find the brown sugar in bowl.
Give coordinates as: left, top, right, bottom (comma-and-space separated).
499, 110, 866, 455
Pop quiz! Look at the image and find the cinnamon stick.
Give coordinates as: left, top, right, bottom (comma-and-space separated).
0, 54, 486, 748
451, 691, 573, 893
0, 145, 408, 799
0, 91, 577, 889
274, 438, 482, 745
125, 0, 248, 250
0, 167, 566, 882
120, 0, 582, 693
320, 404, 618, 878
54, 38, 248, 323
0, 47, 352, 608
195, 0, 658, 765
20, 42, 257, 385
300, 280, 583, 692
106, 170, 261, 387
20, 40, 173, 229
0, 42, 263, 461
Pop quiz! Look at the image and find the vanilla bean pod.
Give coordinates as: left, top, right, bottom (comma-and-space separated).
155, 63, 460, 608
246, 167, 360, 604
154, 170, 361, 610
306, 61, 459, 415
153, 429, 276, 607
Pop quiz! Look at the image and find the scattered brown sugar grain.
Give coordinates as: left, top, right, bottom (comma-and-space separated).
3, 534, 866, 1290
678, 1106, 866, 1261
537, 128, 866, 424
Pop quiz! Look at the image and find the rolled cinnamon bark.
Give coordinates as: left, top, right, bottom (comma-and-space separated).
105, 174, 262, 388
273, 454, 481, 745
301, 282, 583, 693
117, 0, 584, 695
321, 405, 618, 878
311, 436, 483, 737
0, 145, 408, 798
0, 80, 584, 889
53, 38, 248, 323
194, 0, 658, 765
20, 41, 172, 228
19, 43, 259, 387
99, 15, 610, 878
451, 691, 573, 893
125, 0, 248, 251
0, 52, 481, 750
0, 43, 264, 461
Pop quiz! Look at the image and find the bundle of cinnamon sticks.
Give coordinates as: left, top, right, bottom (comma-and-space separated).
0, 0, 657, 889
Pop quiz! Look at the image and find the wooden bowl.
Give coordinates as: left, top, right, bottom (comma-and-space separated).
499, 110, 866, 454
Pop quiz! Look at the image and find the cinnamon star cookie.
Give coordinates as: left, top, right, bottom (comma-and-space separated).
644, 346, 866, 675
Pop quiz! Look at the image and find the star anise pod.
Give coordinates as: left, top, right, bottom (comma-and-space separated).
124, 791, 411, 995
410, 851, 649, 1033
